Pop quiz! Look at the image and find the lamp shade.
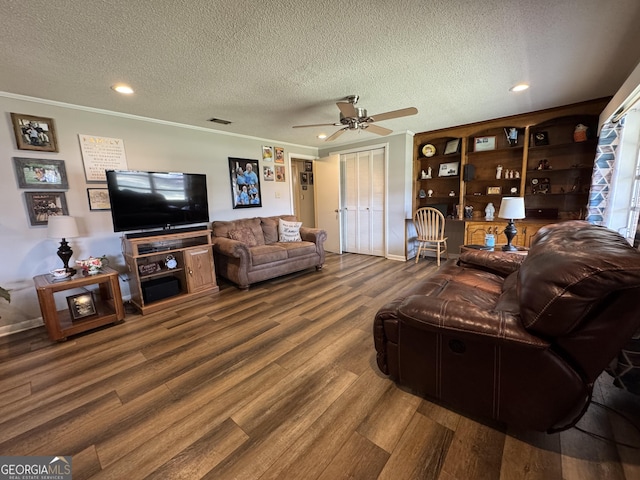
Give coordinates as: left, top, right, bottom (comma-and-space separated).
47, 215, 79, 239
498, 197, 526, 220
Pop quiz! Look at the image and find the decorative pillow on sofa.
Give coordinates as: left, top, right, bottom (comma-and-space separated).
228, 227, 258, 246
278, 219, 303, 242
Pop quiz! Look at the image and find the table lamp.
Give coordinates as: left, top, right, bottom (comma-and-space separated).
498, 197, 525, 251
47, 216, 79, 274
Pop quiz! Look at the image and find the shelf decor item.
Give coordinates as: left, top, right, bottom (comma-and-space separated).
531, 177, 551, 194
487, 186, 502, 195
10, 113, 58, 152
473, 136, 496, 152
444, 138, 461, 155
498, 197, 526, 252
438, 162, 459, 177
422, 144, 436, 157
67, 292, 97, 320
533, 131, 549, 146
504, 127, 519, 146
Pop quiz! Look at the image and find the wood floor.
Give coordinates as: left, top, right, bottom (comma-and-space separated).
0, 253, 639, 479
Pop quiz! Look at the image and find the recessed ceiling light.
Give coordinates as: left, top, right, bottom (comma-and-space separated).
510, 83, 530, 92
111, 84, 134, 94
317, 134, 327, 139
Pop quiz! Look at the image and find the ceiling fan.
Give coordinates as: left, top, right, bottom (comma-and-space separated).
293, 95, 418, 141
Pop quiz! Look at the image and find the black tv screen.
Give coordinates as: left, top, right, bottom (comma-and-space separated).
106, 170, 209, 233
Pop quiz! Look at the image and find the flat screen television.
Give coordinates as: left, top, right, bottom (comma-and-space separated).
106, 170, 209, 233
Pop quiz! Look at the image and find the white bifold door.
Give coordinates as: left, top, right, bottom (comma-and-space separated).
342, 148, 385, 256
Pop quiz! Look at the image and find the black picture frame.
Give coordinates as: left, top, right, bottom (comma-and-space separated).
67, 292, 97, 320
300, 172, 308, 185
304, 161, 313, 172
24, 191, 69, 226
87, 188, 111, 211
13, 157, 69, 190
10, 113, 59, 152
533, 131, 549, 146
229, 157, 262, 208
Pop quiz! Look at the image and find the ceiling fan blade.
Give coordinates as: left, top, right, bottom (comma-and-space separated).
365, 124, 393, 136
369, 107, 418, 122
337, 101, 357, 118
292, 122, 340, 128
325, 128, 348, 141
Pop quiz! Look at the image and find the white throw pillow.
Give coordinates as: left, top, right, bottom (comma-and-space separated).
278, 219, 302, 242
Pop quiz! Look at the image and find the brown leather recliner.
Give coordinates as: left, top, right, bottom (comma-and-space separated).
374, 221, 640, 432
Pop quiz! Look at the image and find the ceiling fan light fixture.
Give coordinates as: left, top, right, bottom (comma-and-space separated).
510, 83, 530, 92
317, 134, 327, 139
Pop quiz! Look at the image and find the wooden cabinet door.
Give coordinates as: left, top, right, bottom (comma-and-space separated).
184, 246, 217, 293
465, 221, 523, 246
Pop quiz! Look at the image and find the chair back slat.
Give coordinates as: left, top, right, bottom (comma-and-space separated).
414, 207, 446, 241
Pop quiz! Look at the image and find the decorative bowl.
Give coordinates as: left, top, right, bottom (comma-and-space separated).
50, 268, 72, 279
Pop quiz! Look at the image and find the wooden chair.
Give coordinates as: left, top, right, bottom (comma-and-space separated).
414, 207, 448, 266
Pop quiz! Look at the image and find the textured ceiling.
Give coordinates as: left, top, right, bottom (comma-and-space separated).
1, 0, 639, 148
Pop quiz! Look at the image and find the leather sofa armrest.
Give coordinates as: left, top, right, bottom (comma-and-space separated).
397, 295, 548, 348
457, 250, 525, 277
212, 236, 250, 260
299, 227, 327, 245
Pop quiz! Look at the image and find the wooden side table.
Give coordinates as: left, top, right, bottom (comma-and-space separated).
33, 266, 125, 341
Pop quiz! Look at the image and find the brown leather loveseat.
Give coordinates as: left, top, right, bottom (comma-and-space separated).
374, 221, 640, 432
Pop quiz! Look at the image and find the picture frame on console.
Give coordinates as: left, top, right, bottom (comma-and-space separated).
67, 292, 97, 320
229, 157, 262, 208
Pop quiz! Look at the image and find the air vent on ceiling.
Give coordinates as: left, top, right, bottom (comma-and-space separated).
208, 117, 232, 125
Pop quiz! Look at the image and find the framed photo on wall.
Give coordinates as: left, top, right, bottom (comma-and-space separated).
87, 188, 111, 211
24, 191, 69, 226
10, 113, 59, 152
229, 157, 262, 208
13, 157, 68, 189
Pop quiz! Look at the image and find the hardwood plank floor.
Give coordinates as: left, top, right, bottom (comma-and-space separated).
0, 253, 639, 479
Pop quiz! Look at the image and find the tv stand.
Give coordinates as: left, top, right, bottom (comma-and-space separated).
123, 229, 218, 314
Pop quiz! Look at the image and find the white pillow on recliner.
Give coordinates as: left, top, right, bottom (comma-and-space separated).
278, 219, 302, 242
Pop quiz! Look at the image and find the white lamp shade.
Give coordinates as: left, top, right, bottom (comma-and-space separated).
47, 215, 79, 239
498, 197, 526, 220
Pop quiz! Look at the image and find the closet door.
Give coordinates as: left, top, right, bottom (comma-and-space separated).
342, 148, 385, 256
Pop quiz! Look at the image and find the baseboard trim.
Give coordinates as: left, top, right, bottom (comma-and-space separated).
386, 254, 406, 262
0, 318, 44, 337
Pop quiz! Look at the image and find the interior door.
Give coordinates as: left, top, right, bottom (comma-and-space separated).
314, 154, 342, 253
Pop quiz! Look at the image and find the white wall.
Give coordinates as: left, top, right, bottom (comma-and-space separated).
0, 94, 317, 333
318, 132, 414, 260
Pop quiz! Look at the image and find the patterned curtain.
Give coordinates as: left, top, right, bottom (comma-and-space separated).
586, 118, 625, 224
